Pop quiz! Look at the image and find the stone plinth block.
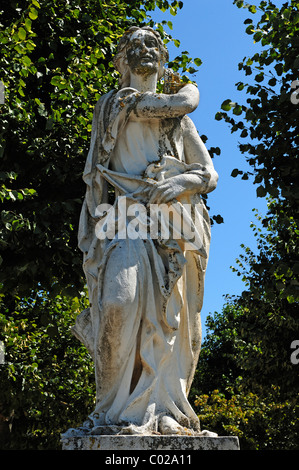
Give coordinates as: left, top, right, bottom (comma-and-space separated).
61, 435, 240, 451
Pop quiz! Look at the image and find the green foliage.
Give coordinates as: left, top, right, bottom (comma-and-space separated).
233, 206, 299, 305
215, 0, 299, 351
217, 0, 299, 218
0, 289, 93, 449
192, 286, 299, 449
192, 207, 299, 450
196, 287, 298, 398
191, 1, 299, 451
194, 386, 299, 450
190, 304, 245, 398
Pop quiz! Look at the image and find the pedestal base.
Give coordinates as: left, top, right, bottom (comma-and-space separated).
61, 434, 240, 451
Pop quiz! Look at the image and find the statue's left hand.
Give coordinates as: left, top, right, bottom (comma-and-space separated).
147, 174, 199, 205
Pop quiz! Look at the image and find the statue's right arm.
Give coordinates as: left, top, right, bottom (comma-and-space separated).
182, 116, 219, 193
133, 84, 199, 119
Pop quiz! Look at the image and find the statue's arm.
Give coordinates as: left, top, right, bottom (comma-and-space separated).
147, 116, 218, 205
182, 115, 218, 193
133, 84, 199, 119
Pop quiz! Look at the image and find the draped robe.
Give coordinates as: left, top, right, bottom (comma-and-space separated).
72, 87, 213, 435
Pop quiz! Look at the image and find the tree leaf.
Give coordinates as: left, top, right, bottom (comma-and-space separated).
221, 99, 233, 111
231, 168, 242, 177
233, 105, 243, 115
246, 24, 254, 35
248, 5, 257, 13
213, 214, 224, 224
215, 112, 224, 121
22, 55, 32, 67
256, 185, 267, 198
255, 72, 264, 83
194, 58, 202, 67
18, 27, 26, 40
29, 8, 38, 20
25, 18, 32, 31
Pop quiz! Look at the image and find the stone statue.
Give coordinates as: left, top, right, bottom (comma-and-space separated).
65, 26, 218, 437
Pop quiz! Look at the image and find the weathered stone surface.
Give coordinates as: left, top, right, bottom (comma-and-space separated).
61, 435, 240, 451
65, 25, 219, 439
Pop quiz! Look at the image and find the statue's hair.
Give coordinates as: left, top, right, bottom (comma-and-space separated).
113, 26, 169, 88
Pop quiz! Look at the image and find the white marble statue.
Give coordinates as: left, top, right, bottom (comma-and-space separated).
65, 26, 218, 437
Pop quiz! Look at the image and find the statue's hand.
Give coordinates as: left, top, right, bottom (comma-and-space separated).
147, 174, 199, 205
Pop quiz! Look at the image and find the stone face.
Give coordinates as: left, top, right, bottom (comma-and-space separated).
61, 435, 240, 451
64, 25, 219, 440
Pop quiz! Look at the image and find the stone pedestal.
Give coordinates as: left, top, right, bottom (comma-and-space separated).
61, 434, 240, 451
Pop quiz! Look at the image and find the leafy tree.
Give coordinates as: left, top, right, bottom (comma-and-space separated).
217, 0, 299, 214
230, 210, 298, 393
190, 303, 245, 400
216, 0, 299, 302
192, 287, 299, 449
0, 289, 93, 449
211, 0, 299, 392
194, 386, 299, 450
217, 0, 299, 395
195, 267, 298, 399
192, 253, 299, 450
191, 0, 299, 450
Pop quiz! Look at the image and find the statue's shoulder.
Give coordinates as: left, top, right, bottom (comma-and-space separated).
181, 114, 196, 132
94, 88, 140, 120
94, 89, 117, 110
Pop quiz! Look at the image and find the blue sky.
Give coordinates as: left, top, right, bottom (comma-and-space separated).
151, 0, 279, 338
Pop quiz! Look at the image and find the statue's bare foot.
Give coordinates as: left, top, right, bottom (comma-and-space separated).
199, 429, 218, 437
61, 418, 94, 438
158, 416, 194, 436
118, 423, 154, 435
